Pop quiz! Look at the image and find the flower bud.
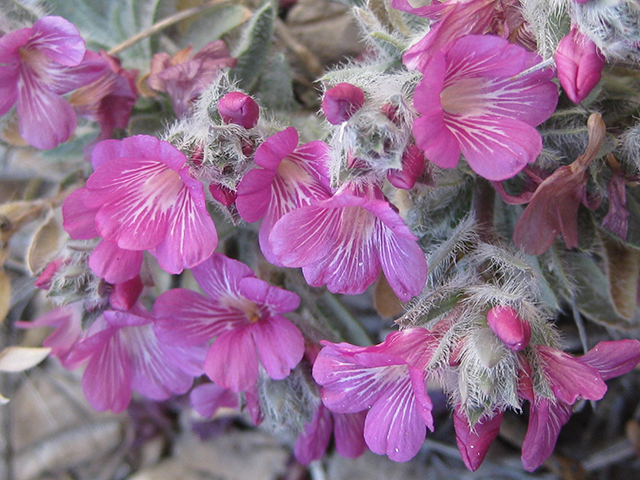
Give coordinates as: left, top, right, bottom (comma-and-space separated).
321, 83, 365, 125
209, 182, 237, 207
218, 91, 259, 129
555, 27, 605, 104
486, 306, 531, 352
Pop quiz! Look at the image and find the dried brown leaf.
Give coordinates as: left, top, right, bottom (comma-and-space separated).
26, 212, 61, 275
0, 268, 9, 322
602, 234, 640, 320
374, 272, 404, 318
0, 346, 51, 372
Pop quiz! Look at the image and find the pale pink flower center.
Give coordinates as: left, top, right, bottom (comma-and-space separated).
441, 78, 488, 117
142, 166, 183, 209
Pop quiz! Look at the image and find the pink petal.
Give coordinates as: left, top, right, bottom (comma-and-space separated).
235, 167, 277, 222
251, 314, 305, 380
454, 407, 503, 471
87, 158, 181, 249
151, 180, 218, 274
88, 240, 143, 283
386, 145, 426, 190
363, 373, 428, 462
521, 398, 573, 472
17, 80, 77, 150
313, 343, 407, 413
322, 83, 366, 125
578, 340, 640, 381
294, 403, 333, 464
555, 27, 606, 104
333, 411, 367, 458
190, 383, 240, 417
204, 327, 259, 392
253, 127, 298, 169
154, 288, 248, 346
218, 91, 260, 129
122, 323, 199, 400
28, 16, 85, 66
62, 188, 99, 239
449, 115, 542, 181
238, 277, 300, 313
190, 253, 255, 300
374, 214, 427, 301
537, 345, 607, 403
109, 276, 144, 311
78, 328, 132, 412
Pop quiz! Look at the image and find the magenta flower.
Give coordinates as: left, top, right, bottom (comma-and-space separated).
217, 91, 260, 129
295, 403, 367, 464
313, 328, 436, 462
235, 127, 332, 265
555, 26, 606, 104
520, 340, 640, 471
16, 304, 84, 369
64, 304, 207, 413
453, 406, 503, 471
486, 306, 531, 352
386, 144, 427, 190
413, 34, 558, 181
190, 382, 263, 426
513, 113, 605, 255
70, 51, 138, 143
62, 135, 218, 279
153, 253, 305, 393
321, 83, 366, 125
270, 182, 427, 300
148, 41, 237, 117
0, 16, 107, 149
294, 343, 367, 464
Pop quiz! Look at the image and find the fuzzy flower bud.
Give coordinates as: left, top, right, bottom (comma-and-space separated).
555, 27, 606, 104
321, 83, 366, 125
217, 91, 259, 129
486, 306, 531, 352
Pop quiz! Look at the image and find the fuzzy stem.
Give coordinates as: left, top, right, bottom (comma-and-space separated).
108, 0, 236, 56
472, 176, 496, 242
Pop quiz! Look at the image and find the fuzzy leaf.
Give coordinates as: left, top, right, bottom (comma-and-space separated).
256, 52, 295, 111
0, 0, 44, 31
559, 250, 640, 329
177, 4, 251, 51
0, 346, 51, 372
230, 2, 275, 91
623, 186, 640, 249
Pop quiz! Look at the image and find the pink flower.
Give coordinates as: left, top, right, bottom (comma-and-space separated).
70, 51, 138, 143
602, 156, 629, 240
190, 382, 263, 426
486, 305, 531, 352
65, 304, 207, 412
453, 406, 503, 471
217, 91, 259, 128
321, 83, 366, 125
555, 27, 606, 104
0, 16, 107, 149
413, 35, 558, 181
520, 339, 640, 471
313, 328, 436, 462
148, 41, 237, 117
294, 343, 367, 464
16, 304, 84, 369
153, 253, 305, 392
270, 182, 427, 300
294, 403, 367, 464
386, 145, 427, 190
62, 135, 218, 279
513, 113, 605, 255
235, 127, 332, 265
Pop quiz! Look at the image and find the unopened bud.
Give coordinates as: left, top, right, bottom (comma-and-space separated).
321, 83, 365, 125
486, 306, 531, 352
218, 92, 259, 129
555, 27, 605, 104
209, 182, 237, 206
